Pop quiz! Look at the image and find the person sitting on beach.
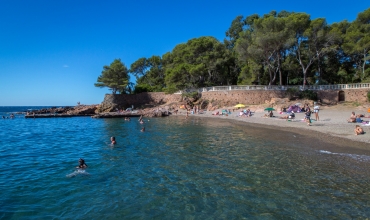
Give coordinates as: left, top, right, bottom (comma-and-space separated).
111, 136, 117, 145
354, 125, 364, 135
76, 158, 88, 169
262, 111, 274, 118
246, 109, 252, 117
355, 115, 363, 123
212, 111, 219, 116
141, 127, 145, 132
347, 112, 356, 123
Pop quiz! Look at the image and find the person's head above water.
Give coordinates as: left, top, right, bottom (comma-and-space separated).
111, 136, 116, 144
77, 158, 87, 168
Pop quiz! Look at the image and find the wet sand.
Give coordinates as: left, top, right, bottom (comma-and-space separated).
174, 104, 370, 151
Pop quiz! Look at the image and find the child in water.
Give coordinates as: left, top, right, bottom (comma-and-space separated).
76, 158, 88, 169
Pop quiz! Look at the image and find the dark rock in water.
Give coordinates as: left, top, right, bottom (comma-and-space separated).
25, 105, 97, 115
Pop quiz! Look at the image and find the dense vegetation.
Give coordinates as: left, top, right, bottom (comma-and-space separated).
96, 8, 370, 94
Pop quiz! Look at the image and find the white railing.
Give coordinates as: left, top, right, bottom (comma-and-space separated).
174, 83, 370, 94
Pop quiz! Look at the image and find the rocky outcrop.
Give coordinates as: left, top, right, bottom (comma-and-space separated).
66, 105, 98, 115
25, 105, 98, 115
96, 93, 182, 113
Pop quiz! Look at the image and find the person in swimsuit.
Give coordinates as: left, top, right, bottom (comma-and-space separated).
76, 158, 88, 169
111, 136, 117, 145
354, 125, 364, 135
313, 102, 320, 121
305, 107, 311, 126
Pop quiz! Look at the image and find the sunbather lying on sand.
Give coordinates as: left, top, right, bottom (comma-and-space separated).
279, 112, 295, 119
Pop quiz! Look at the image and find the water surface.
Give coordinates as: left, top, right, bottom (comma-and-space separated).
1, 110, 370, 219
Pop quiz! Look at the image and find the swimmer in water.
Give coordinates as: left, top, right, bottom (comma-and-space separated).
111, 136, 117, 145
141, 127, 145, 132
76, 158, 88, 169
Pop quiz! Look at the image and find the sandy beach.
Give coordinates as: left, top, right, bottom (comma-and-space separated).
174, 104, 370, 149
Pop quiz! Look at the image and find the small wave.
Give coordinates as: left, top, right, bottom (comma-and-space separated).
319, 150, 332, 154
318, 150, 370, 162
66, 169, 90, 178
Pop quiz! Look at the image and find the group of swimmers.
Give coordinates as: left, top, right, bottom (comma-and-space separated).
76, 115, 147, 170
2, 114, 15, 119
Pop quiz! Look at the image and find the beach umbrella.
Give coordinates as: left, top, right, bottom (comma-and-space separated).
264, 107, 276, 111
234, 104, 246, 108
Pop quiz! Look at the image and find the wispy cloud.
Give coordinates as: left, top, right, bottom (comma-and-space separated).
63, 65, 69, 68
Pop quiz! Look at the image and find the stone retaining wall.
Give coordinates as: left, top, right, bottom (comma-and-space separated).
98, 89, 369, 112
201, 90, 286, 105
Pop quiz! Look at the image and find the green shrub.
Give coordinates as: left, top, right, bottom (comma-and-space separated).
286, 87, 299, 99
182, 91, 200, 101
299, 90, 318, 101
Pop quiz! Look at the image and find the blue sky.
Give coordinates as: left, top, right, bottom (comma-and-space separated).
1, 0, 369, 106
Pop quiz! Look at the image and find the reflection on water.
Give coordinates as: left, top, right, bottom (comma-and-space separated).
0, 116, 370, 219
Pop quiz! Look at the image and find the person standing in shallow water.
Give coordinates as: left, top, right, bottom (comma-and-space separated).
111, 137, 116, 145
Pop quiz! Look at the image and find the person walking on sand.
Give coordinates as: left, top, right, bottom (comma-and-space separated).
313, 102, 320, 121
354, 125, 364, 135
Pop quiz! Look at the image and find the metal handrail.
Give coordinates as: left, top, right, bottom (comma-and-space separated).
174, 83, 370, 94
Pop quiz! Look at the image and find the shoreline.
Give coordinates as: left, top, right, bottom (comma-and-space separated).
173, 105, 370, 151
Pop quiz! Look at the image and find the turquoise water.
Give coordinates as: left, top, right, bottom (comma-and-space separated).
1, 107, 370, 219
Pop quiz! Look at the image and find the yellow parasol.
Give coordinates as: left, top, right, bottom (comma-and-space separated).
234, 104, 246, 108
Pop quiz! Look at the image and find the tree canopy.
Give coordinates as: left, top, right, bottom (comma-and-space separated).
94, 59, 130, 94
96, 8, 370, 94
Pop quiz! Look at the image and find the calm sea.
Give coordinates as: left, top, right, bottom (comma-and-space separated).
1, 106, 370, 219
